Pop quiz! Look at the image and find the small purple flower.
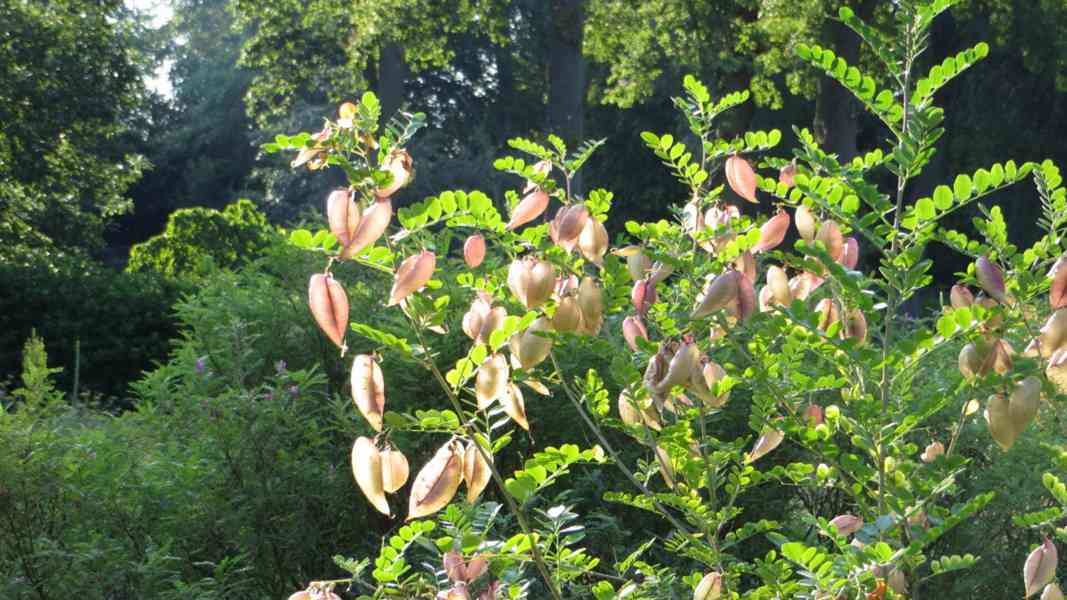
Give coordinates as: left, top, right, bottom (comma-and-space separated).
275, 360, 287, 374
195, 356, 207, 374
288, 385, 299, 396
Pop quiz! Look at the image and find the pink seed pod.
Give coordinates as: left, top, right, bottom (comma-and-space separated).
778, 163, 796, 188
1023, 538, 1058, 597
752, 210, 790, 253
388, 250, 436, 306
351, 354, 386, 432
845, 308, 868, 344
985, 393, 1017, 451
950, 284, 975, 309
920, 441, 944, 463
803, 404, 824, 426
553, 295, 583, 332
308, 273, 349, 350
735, 250, 757, 284
840, 237, 860, 269
552, 204, 590, 252
976, 255, 1007, 304
622, 315, 649, 351
524, 159, 553, 192
342, 198, 392, 259
815, 220, 844, 262
462, 291, 507, 344
1051, 261, 1067, 309
725, 155, 758, 203
828, 514, 864, 537
736, 272, 756, 321
577, 276, 605, 335
464, 235, 486, 268
376, 148, 413, 199
506, 189, 550, 231
632, 278, 658, 315
326, 188, 360, 248
407, 440, 464, 521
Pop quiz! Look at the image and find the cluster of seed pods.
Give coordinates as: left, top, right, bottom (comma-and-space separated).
438, 551, 501, 600
950, 256, 1051, 450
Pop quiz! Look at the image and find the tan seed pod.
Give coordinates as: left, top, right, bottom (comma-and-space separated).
951, 284, 975, 308
389, 250, 436, 306
828, 514, 863, 537
701, 361, 729, 408
746, 428, 784, 463
887, 568, 908, 596
509, 317, 553, 369
920, 441, 944, 463
694, 572, 722, 600
845, 308, 868, 344
1042, 583, 1065, 600
757, 284, 774, 313
985, 393, 1017, 451
506, 189, 550, 231
464, 235, 486, 268
343, 198, 392, 259
553, 204, 590, 251
351, 355, 385, 431
815, 298, 841, 333
766, 266, 792, 307
618, 385, 661, 430
327, 188, 360, 248
779, 163, 796, 188
577, 276, 604, 335
352, 436, 390, 516
682, 200, 704, 236
815, 220, 844, 261
649, 261, 675, 286
308, 273, 349, 350
463, 441, 492, 504
376, 148, 413, 198
958, 343, 982, 379
443, 551, 468, 582
789, 271, 823, 300
692, 271, 741, 319
656, 341, 700, 394
501, 382, 529, 431
1047, 347, 1067, 394
381, 448, 410, 493
288, 590, 341, 600
475, 353, 510, 410
626, 249, 652, 281
1024, 538, 1059, 597
735, 272, 756, 321
1037, 309, 1067, 357
976, 255, 1007, 304
578, 216, 609, 266
507, 257, 556, 310
622, 315, 649, 351
407, 440, 464, 520
725, 155, 758, 203
552, 295, 583, 332
795, 205, 817, 241
752, 210, 790, 253
1009, 376, 1041, 433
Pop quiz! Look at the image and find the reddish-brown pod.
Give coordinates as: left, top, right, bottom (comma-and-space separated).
779, 162, 796, 188
815, 220, 844, 262
326, 189, 360, 247
692, 271, 741, 319
632, 278, 658, 315
752, 210, 790, 253
308, 273, 349, 350
622, 315, 649, 351
389, 250, 436, 306
553, 204, 590, 252
840, 237, 860, 269
735, 272, 756, 321
506, 189, 550, 231
343, 198, 392, 259
464, 235, 486, 268
725, 155, 759, 203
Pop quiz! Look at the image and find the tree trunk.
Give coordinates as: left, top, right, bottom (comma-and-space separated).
377, 43, 409, 123
547, 0, 586, 194
813, 0, 876, 162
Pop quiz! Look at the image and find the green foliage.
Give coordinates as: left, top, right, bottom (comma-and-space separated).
127, 199, 279, 278
0, 257, 187, 402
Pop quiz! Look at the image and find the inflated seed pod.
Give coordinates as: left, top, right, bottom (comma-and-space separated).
463, 441, 492, 504
725, 155, 758, 203
342, 198, 392, 259
475, 353, 510, 410
388, 250, 436, 306
501, 382, 529, 431
376, 148, 413, 198
746, 427, 784, 463
308, 273, 349, 350
752, 210, 790, 253
509, 317, 553, 369
407, 440, 464, 520
1023, 538, 1058, 598
327, 188, 360, 248
463, 235, 486, 268
506, 189, 550, 231
976, 255, 1007, 304
351, 354, 386, 431
578, 216, 609, 266
692, 271, 741, 319
828, 514, 863, 537
622, 315, 649, 351
352, 436, 390, 516
795, 205, 817, 241
380, 447, 410, 494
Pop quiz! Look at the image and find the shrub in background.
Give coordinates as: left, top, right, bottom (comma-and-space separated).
127, 198, 278, 278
